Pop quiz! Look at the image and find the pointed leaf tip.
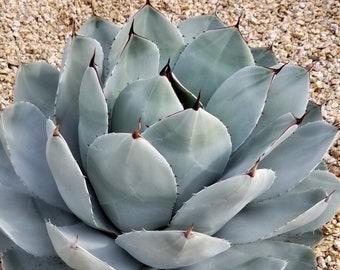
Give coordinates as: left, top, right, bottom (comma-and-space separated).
325, 190, 336, 203
89, 49, 96, 68
184, 223, 195, 239
246, 159, 260, 177
53, 122, 61, 137
132, 119, 143, 139
192, 90, 202, 111
270, 63, 286, 75
160, 58, 171, 77
295, 110, 309, 125
70, 234, 79, 249
235, 11, 244, 29
129, 20, 135, 37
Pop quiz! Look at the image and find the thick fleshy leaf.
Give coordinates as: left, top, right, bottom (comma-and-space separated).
256, 121, 339, 201
178, 14, 225, 44
237, 257, 287, 270
143, 108, 232, 209
116, 230, 230, 269
0, 184, 77, 256
111, 76, 183, 133
1, 102, 67, 210
45, 120, 115, 233
168, 169, 274, 235
0, 124, 25, 192
46, 222, 141, 270
216, 189, 327, 243
14, 62, 59, 118
286, 170, 340, 234
78, 16, 120, 81
272, 230, 324, 248
173, 27, 254, 104
257, 64, 309, 128
104, 32, 159, 121
177, 240, 315, 270
224, 113, 298, 178
2, 248, 71, 270
250, 46, 277, 67
87, 132, 177, 232
55, 36, 104, 163
78, 65, 108, 170
108, 4, 184, 72
206, 66, 274, 150
46, 223, 114, 270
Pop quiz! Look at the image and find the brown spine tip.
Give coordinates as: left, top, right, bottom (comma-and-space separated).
129, 20, 136, 38
325, 190, 336, 203
306, 61, 318, 72
183, 223, 195, 239
53, 123, 61, 137
71, 18, 77, 37
246, 159, 260, 177
132, 119, 143, 139
192, 91, 202, 111
70, 234, 79, 249
269, 63, 286, 75
145, 0, 152, 6
235, 11, 244, 29
160, 58, 171, 78
294, 110, 309, 125
90, 49, 96, 68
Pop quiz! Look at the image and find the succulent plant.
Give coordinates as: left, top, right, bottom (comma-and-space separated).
0, 2, 339, 270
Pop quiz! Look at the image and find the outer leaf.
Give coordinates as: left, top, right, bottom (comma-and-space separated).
116, 230, 230, 269
177, 240, 315, 270
216, 189, 327, 243
111, 76, 183, 133
173, 27, 254, 104
14, 62, 59, 118
168, 169, 275, 235
272, 230, 324, 247
2, 248, 71, 270
104, 32, 159, 121
0, 123, 25, 192
206, 66, 274, 150
108, 4, 185, 72
46, 223, 115, 270
0, 184, 77, 256
45, 120, 115, 233
55, 36, 104, 163
178, 14, 225, 44
87, 132, 177, 232
224, 113, 297, 178
78, 65, 108, 170
46, 222, 141, 270
237, 257, 287, 270
1, 102, 67, 210
257, 64, 309, 129
250, 46, 278, 67
143, 108, 232, 209
286, 170, 340, 234
256, 121, 338, 201
78, 16, 120, 81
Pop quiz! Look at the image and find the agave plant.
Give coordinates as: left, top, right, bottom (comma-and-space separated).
0, 2, 339, 269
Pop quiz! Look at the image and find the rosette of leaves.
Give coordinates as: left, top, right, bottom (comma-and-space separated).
0, 2, 339, 270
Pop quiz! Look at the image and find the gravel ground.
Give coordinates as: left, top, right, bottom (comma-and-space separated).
0, 0, 339, 269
